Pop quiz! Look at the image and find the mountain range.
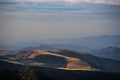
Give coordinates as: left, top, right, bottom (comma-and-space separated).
0, 35, 120, 51
1, 49, 120, 72
89, 47, 120, 61
0, 49, 120, 80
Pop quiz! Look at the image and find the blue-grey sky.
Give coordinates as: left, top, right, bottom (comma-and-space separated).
0, 0, 120, 42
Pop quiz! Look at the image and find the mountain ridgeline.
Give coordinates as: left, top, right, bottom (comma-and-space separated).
0, 35, 120, 51
89, 47, 120, 61
0, 49, 120, 80
0, 35, 120, 80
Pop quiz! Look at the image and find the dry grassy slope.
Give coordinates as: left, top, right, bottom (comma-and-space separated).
20, 49, 98, 71
0, 50, 11, 56
52, 49, 120, 72
0, 60, 120, 80
20, 49, 120, 72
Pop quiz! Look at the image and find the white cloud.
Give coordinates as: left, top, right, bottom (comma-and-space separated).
84, 0, 120, 5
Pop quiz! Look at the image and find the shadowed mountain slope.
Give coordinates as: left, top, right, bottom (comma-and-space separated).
7, 49, 120, 72
0, 60, 120, 80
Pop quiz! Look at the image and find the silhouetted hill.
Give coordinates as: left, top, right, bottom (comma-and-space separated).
69, 35, 120, 49
21, 44, 56, 51
1, 35, 119, 51
0, 60, 120, 80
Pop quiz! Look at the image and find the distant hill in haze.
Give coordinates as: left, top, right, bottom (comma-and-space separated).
17, 35, 120, 52
89, 47, 120, 61
0, 35, 119, 51
21, 44, 56, 51
68, 35, 120, 49
20, 44, 90, 52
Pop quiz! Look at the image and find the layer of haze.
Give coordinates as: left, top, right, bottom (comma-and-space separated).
0, 1, 120, 43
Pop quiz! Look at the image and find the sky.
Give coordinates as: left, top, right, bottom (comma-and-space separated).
0, 0, 120, 42
0, 0, 120, 5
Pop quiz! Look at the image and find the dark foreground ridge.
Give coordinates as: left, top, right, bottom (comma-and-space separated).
0, 60, 120, 80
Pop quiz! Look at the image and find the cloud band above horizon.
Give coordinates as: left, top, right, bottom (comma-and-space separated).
0, 0, 120, 5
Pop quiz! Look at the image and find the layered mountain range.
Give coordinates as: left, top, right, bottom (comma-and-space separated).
1, 49, 120, 72
1, 49, 120, 80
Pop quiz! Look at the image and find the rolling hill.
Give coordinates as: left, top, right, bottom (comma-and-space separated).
1, 49, 120, 80
0, 59, 120, 80
1, 49, 120, 72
